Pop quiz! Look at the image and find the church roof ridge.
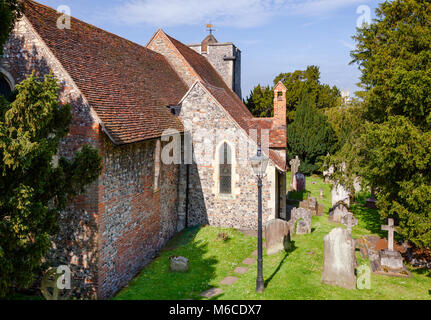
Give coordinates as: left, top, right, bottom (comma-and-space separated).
23, 0, 188, 145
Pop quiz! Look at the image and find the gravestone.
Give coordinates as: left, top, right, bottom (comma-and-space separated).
296, 219, 311, 234
320, 188, 324, 199
321, 228, 356, 289
308, 197, 318, 215
290, 207, 312, 235
293, 172, 306, 192
317, 203, 325, 216
366, 187, 377, 209
332, 183, 350, 208
380, 218, 404, 271
289, 156, 300, 188
264, 219, 290, 255
341, 212, 358, 235
329, 202, 349, 223
170, 256, 189, 272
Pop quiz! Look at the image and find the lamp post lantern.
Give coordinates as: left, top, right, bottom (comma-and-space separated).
249, 146, 269, 293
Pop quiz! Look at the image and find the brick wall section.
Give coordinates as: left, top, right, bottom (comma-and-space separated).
273, 82, 287, 127
1, 18, 101, 299
97, 137, 179, 299
1, 18, 181, 300
178, 83, 278, 230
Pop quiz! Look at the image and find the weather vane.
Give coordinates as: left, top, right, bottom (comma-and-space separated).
206, 23, 216, 35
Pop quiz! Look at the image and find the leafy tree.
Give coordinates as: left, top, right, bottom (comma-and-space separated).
245, 66, 341, 123
326, 0, 431, 248
244, 84, 274, 117
274, 66, 341, 122
0, 0, 25, 55
351, 0, 431, 129
325, 98, 366, 150
0, 73, 102, 296
286, 93, 337, 175
330, 117, 431, 248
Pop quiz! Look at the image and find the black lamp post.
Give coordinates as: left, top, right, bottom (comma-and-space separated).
250, 146, 269, 293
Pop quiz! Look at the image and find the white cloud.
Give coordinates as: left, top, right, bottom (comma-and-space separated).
110, 0, 373, 28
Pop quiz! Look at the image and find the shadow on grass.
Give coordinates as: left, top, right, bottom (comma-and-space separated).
116, 226, 218, 300
351, 204, 386, 238
264, 240, 298, 288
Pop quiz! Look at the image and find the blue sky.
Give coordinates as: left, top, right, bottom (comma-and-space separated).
35, 0, 380, 98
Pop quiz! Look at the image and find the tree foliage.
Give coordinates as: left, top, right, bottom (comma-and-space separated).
286, 93, 337, 175
244, 84, 274, 117
0, 73, 102, 296
326, 0, 431, 248
324, 98, 366, 150
351, 0, 431, 129
245, 66, 342, 123
0, 0, 24, 55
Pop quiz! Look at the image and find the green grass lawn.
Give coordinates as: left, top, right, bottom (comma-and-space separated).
116, 173, 431, 300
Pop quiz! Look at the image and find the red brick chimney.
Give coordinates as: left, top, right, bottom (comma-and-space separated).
273, 81, 287, 126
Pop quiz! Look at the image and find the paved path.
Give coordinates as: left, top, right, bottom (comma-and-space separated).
199, 247, 259, 299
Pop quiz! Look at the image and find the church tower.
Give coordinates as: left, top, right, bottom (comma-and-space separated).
188, 32, 242, 99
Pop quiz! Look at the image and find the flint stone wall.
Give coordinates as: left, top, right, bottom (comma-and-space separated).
178, 83, 282, 230
2, 19, 180, 299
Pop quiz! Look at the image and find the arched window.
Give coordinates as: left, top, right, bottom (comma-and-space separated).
219, 142, 232, 194
0, 74, 12, 100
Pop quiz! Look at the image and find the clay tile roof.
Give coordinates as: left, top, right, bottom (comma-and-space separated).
248, 119, 287, 149
24, 1, 188, 145
164, 33, 286, 170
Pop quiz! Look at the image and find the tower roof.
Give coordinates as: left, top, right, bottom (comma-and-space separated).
201, 34, 218, 52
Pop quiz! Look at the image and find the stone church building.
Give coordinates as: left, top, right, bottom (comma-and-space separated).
0, 1, 287, 299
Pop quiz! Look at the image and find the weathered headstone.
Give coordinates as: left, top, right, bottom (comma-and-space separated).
170, 256, 189, 272
296, 219, 311, 235
320, 188, 324, 199
290, 207, 312, 235
264, 219, 291, 255
332, 183, 350, 208
329, 202, 349, 223
289, 156, 300, 188
308, 197, 318, 215
380, 218, 404, 271
293, 172, 306, 192
317, 203, 325, 216
321, 228, 356, 289
341, 212, 358, 235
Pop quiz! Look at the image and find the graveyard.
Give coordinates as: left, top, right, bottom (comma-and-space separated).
114, 174, 431, 300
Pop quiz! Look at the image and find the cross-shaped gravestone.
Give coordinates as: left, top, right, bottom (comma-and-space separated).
381, 218, 396, 251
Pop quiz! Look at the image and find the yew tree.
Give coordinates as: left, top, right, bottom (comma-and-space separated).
286, 93, 337, 175
0, 73, 102, 296
327, 0, 431, 248
0, 0, 24, 55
